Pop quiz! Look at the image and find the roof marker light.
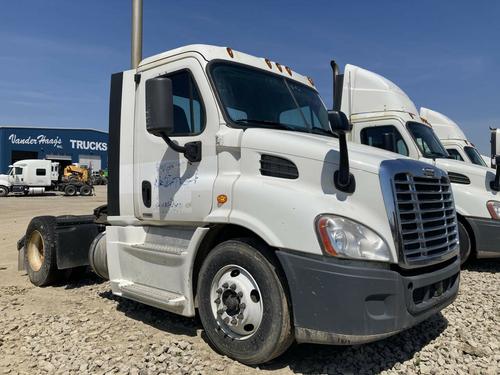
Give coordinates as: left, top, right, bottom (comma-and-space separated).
226, 47, 234, 58
265, 58, 272, 69
275, 63, 283, 72
307, 76, 315, 86
285, 66, 292, 76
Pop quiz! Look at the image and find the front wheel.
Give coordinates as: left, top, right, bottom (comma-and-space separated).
458, 221, 471, 265
0, 186, 8, 197
197, 239, 293, 365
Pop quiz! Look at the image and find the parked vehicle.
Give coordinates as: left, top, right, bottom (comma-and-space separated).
336, 63, 500, 263
17, 45, 462, 364
0, 159, 93, 197
419, 107, 488, 167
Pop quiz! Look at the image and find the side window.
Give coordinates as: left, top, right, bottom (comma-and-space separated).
15, 167, 23, 175
167, 71, 205, 135
446, 148, 464, 161
360, 126, 409, 156
36, 169, 46, 176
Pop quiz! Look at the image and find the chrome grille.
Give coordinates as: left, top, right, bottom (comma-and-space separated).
393, 173, 458, 265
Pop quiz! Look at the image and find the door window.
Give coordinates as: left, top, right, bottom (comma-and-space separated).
165, 70, 205, 135
360, 126, 409, 156
446, 148, 464, 161
15, 167, 23, 175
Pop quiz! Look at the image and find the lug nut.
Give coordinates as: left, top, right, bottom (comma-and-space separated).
237, 313, 244, 320
217, 309, 224, 315
231, 318, 237, 325
214, 298, 221, 304
230, 284, 236, 290
223, 317, 230, 324
222, 282, 228, 289
240, 303, 246, 310
216, 288, 223, 294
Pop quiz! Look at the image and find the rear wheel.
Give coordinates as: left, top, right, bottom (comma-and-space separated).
80, 185, 92, 196
458, 221, 471, 265
64, 184, 77, 196
24, 216, 62, 286
197, 239, 293, 365
0, 186, 8, 197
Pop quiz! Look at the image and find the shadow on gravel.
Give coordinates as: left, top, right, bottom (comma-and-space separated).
463, 258, 500, 273
259, 313, 448, 374
99, 289, 201, 338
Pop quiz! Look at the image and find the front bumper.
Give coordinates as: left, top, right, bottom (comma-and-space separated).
466, 216, 500, 258
276, 250, 460, 345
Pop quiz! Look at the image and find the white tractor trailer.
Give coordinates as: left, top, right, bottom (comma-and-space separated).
335, 63, 500, 263
18, 45, 461, 364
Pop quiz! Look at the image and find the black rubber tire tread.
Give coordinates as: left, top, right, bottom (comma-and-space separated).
458, 221, 471, 265
0, 185, 8, 197
64, 185, 77, 196
197, 238, 294, 365
80, 185, 92, 196
24, 216, 63, 286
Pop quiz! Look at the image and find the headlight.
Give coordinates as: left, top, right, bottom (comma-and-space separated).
487, 200, 500, 219
316, 215, 393, 262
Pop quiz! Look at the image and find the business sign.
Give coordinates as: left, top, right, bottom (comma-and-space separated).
7, 133, 107, 151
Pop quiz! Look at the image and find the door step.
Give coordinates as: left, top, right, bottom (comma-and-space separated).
130, 242, 185, 255
119, 282, 186, 312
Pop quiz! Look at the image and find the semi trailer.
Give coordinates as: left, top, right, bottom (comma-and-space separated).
335, 63, 500, 263
19, 45, 461, 364
419, 107, 489, 167
0, 159, 93, 197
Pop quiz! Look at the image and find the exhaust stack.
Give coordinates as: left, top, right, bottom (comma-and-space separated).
131, 0, 143, 69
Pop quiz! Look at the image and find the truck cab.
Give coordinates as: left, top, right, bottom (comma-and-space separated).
21, 45, 461, 365
0, 159, 54, 196
419, 107, 489, 167
339, 64, 500, 262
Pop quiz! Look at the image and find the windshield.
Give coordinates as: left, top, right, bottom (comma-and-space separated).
210, 63, 331, 135
464, 146, 487, 167
7, 167, 13, 175
407, 122, 448, 158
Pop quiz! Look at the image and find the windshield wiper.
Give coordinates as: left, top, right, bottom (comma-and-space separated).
235, 119, 294, 130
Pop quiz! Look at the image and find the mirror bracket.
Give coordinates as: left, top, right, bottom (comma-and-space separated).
162, 136, 202, 163
333, 131, 356, 193
490, 155, 500, 191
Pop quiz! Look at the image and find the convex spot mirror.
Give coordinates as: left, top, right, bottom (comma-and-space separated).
328, 110, 351, 134
146, 77, 174, 137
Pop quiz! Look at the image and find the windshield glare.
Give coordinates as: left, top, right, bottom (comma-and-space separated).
464, 146, 487, 167
407, 122, 448, 158
211, 63, 330, 134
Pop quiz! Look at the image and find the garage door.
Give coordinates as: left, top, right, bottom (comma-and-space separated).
79, 155, 101, 171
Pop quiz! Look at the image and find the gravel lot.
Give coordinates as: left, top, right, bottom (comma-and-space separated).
0, 187, 499, 374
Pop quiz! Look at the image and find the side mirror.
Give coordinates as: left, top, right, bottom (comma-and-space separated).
328, 110, 351, 134
146, 77, 174, 137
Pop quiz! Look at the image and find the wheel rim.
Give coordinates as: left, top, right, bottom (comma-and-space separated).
210, 265, 263, 340
27, 230, 44, 272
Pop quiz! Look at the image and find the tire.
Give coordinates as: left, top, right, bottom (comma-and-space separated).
197, 238, 293, 365
0, 186, 8, 197
24, 216, 62, 286
458, 221, 472, 265
64, 184, 77, 196
80, 185, 92, 196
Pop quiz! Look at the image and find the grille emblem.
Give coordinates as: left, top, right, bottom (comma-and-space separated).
422, 168, 436, 177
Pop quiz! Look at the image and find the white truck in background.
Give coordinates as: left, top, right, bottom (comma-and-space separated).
18, 45, 461, 364
0, 159, 94, 197
335, 63, 500, 263
419, 107, 489, 167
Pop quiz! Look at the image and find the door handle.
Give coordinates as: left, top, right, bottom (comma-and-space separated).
142, 181, 151, 208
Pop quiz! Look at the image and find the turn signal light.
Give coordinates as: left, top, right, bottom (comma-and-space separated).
275, 62, 283, 72
217, 194, 228, 204
226, 47, 234, 58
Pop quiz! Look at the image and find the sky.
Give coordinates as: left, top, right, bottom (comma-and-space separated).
0, 0, 499, 154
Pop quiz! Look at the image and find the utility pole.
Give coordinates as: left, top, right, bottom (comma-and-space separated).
131, 0, 143, 69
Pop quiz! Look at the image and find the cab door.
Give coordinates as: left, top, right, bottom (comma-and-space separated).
12, 166, 25, 185
133, 56, 219, 223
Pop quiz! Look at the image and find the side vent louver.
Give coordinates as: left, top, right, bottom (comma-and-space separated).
448, 172, 470, 185
260, 155, 298, 179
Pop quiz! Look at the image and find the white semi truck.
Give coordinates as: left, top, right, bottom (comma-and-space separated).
335, 63, 500, 263
0, 159, 93, 197
18, 45, 461, 364
419, 107, 489, 167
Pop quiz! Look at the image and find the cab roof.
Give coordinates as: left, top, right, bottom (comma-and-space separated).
419, 107, 468, 141
137, 44, 315, 89
340, 64, 418, 118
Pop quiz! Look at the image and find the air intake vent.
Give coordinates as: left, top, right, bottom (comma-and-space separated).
448, 172, 470, 185
260, 155, 298, 179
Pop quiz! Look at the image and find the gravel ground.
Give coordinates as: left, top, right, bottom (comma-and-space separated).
0, 188, 499, 374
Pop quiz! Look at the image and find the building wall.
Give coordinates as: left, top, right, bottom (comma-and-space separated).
0, 127, 108, 173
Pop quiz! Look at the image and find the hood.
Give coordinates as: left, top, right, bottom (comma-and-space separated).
0, 174, 9, 183
419, 107, 467, 141
241, 128, 407, 174
341, 64, 418, 118
428, 157, 496, 189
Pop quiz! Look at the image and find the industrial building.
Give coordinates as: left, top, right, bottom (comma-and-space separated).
0, 126, 108, 174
